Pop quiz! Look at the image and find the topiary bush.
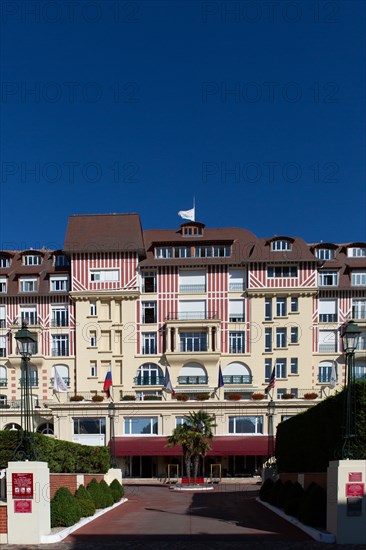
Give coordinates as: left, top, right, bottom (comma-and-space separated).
259, 478, 274, 502
86, 478, 106, 508
277, 480, 293, 509
74, 484, 96, 517
51, 487, 81, 528
110, 479, 124, 503
99, 479, 114, 508
298, 482, 327, 528
284, 481, 304, 518
268, 479, 283, 506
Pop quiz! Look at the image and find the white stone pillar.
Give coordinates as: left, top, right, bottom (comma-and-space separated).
7, 461, 51, 545
327, 460, 366, 545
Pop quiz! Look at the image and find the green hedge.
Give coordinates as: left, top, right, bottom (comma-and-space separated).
276, 382, 366, 473
75, 484, 96, 517
51, 487, 81, 528
0, 431, 109, 473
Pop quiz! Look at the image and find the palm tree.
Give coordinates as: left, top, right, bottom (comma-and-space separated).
167, 410, 216, 485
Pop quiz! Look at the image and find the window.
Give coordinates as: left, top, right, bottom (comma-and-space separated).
356, 332, 366, 351
354, 364, 366, 381
348, 247, 366, 257
352, 272, 366, 286
316, 248, 335, 260
20, 365, 38, 386
19, 277, 37, 292
90, 302, 97, 316
178, 300, 206, 320
155, 247, 173, 258
90, 331, 97, 347
135, 363, 163, 385
264, 328, 272, 352
352, 299, 366, 320
141, 272, 156, 293
290, 297, 298, 313
223, 362, 252, 384
194, 246, 212, 258
20, 306, 37, 325
229, 300, 245, 322
51, 306, 68, 327
275, 358, 287, 378
142, 302, 157, 324
0, 336, 7, 357
180, 332, 207, 352
176, 416, 188, 427
73, 418, 106, 435
290, 326, 299, 344
0, 306, 5, 328
142, 333, 157, 355
276, 328, 287, 348
179, 270, 206, 293
229, 416, 263, 434
229, 269, 245, 291
213, 245, 231, 257
0, 256, 10, 267
0, 276, 6, 293
51, 335, 69, 356
276, 298, 287, 317
90, 362, 97, 377
319, 271, 338, 286
264, 358, 272, 381
178, 362, 207, 384
318, 361, 335, 383
54, 255, 69, 267
23, 254, 41, 266
319, 299, 337, 323
174, 247, 191, 258
50, 276, 69, 291
0, 365, 7, 386
124, 417, 158, 435
290, 358, 298, 375
267, 266, 298, 278
318, 330, 337, 353
182, 225, 202, 236
229, 332, 245, 353
90, 269, 119, 282
51, 364, 69, 386
265, 297, 272, 320
271, 240, 291, 251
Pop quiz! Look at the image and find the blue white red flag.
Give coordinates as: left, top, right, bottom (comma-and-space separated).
103, 370, 113, 399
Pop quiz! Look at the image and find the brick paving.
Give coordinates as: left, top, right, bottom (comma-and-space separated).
2, 483, 365, 549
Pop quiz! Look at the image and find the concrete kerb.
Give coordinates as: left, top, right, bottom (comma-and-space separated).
256, 497, 335, 544
40, 498, 128, 544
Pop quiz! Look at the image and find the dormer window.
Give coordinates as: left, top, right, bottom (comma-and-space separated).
19, 277, 37, 292
23, 254, 41, 266
316, 248, 335, 260
0, 256, 10, 268
348, 247, 366, 258
272, 240, 291, 251
182, 226, 202, 236
155, 247, 173, 259
50, 275, 69, 291
54, 255, 69, 267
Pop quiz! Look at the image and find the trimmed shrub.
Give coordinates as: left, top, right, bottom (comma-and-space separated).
268, 479, 283, 506
75, 484, 96, 517
277, 480, 293, 509
298, 482, 327, 528
284, 481, 304, 517
86, 478, 106, 508
99, 479, 114, 507
259, 478, 274, 502
51, 487, 81, 528
110, 479, 124, 503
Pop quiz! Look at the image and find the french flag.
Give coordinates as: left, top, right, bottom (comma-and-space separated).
103, 370, 113, 399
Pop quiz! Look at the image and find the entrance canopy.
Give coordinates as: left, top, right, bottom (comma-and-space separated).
111, 436, 271, 457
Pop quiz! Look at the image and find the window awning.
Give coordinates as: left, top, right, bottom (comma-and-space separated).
110, 436, 272, 457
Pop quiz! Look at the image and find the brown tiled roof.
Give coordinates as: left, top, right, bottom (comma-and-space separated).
249, 237, 316, 262
64, 214, 145, 254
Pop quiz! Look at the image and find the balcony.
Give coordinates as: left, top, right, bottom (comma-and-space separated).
178, 376, 208, 385
229, 283, 245, 292
318, 344, 337, 353
134, 376, 164, 386
16, 314, 38, 326
51, 317, 69, 327
166, 311, 218, 321
19, 377, 39, 387
179, 284, 206, 294
223, 375, 252, 384
51, 347, 69, 357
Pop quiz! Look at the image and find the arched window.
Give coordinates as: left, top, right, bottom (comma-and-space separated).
37, 423, 54, 435
20, 365, 38, 387
178, 362, 207, 384
135, 363, 164, 386
51, 364, 70, 386
223, 362, 252, 384
355, 360, 366, 381
4, 423, 21, 431
318, 361, 336, 384
0, 394, 7, 405
0, 365, 7, 387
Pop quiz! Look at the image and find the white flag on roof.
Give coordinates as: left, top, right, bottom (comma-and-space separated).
178, 207, 195, 221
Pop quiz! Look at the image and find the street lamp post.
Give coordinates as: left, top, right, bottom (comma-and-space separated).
13, 322, 37, 461
341, 320, 361, 459
267, 398, 276, 459
108, 402, 118, 468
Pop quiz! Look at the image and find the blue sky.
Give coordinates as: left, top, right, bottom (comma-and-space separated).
0, 0, 365, 250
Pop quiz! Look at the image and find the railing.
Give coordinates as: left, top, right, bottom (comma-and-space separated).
179, 284, 206, 294
19, 377, 39, 387
229, 283, 245, 291
0, 377, 7, 386
352, 307, 366, 320
134, 376, 164, 386
50, 377, 70, 386
229, 345, 245, 354
319, 314, 337, 323
178, 376, 208, 384
229, 316, 245, 322
223, 375, 252, 384
51, 318, 69, 327
142, 346, 157, 355
166, 311, 218, 321
318, 344, 337, 353
51, 347, 69, 357
179, 342, 208, 352
19, 314, 38, 325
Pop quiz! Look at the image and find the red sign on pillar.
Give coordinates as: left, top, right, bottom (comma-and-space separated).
12, 473, 34, 499
346, 483, 364, 497
14, 500, 32, 514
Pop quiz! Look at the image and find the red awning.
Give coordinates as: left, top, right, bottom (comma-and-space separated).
111, 436, 271, 457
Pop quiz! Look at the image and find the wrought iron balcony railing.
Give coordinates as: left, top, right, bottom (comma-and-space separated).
223, 375, 252, 384
166, 311, 218, 321
178, 376, 208, 385
134, 376, 165, 386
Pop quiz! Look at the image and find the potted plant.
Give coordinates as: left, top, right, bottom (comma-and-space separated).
195, 393, 210, 401
251, 393, 265, 400
175, 393, 189, 401
121, 395, 136, 401
282, 393, 295, 399
70, 395, 84, 402
143, 395, 161, 400
303, 392, 318, 400
91, 394, 104, 402
227, 393, 242, 401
